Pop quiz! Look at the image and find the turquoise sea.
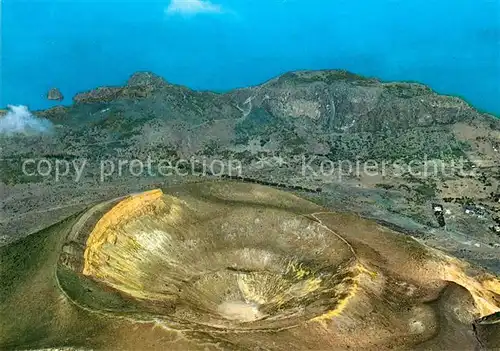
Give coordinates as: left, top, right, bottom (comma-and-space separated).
1, 0, 499, 115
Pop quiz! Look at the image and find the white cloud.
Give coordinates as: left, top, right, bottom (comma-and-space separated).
165, 0, 223, 15
0, 105, 53, 136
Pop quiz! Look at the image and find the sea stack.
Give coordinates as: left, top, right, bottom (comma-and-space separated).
47, 87, 64, 101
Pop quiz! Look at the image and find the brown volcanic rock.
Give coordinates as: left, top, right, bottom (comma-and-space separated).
47, 87, 64, 101
126, 71, 168, 88
1, 182, 499, 350
73, 72, 168, 104
1, 69, 499, 274
73, 86, 124, 104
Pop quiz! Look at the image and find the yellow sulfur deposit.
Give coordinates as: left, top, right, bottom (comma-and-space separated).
46, 181, 500, 349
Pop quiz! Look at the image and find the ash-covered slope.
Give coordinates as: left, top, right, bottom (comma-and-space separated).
8, 69, 493, 169
2, 182, 500, 350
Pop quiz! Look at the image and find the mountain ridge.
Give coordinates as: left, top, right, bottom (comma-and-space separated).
1, 69, 499, 275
